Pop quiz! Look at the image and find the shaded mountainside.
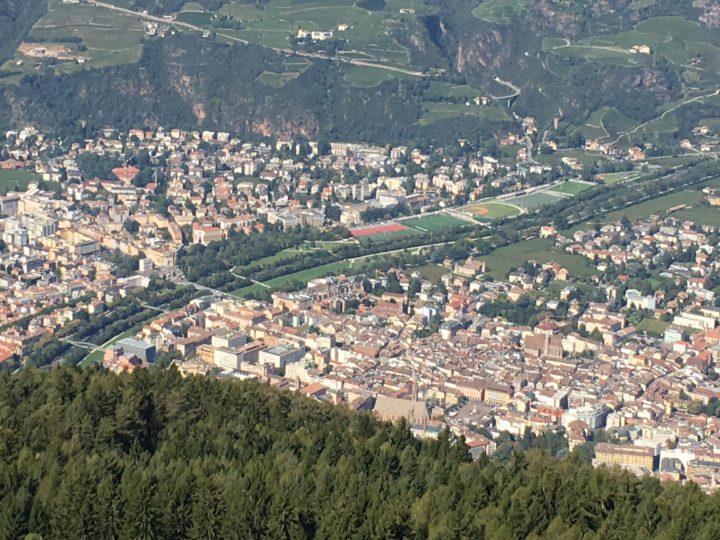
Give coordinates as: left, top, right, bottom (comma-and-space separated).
0, 35, 510, 145
407, 0, 695, 126
1, 0, 719, 144
2, 367, 720, 539
0, 0, 46, 65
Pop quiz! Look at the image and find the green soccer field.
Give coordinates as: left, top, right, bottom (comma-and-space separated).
403, 214, 468, 232
512, 192, 566, 210
548, 181, 594, 195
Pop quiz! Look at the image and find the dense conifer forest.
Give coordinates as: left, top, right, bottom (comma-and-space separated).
1, 368, 719, 539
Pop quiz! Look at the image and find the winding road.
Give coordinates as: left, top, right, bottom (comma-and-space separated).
610, 88, 720, 145
489, 76, 522, 100
86, 0, 425, 76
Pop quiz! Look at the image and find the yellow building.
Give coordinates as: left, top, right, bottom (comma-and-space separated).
593, 443, 656, 471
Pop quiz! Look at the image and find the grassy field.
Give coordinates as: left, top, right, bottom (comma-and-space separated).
418, 102, 511, 125
577, 107, 636, 140
219, 0, 417, 67
176, 11, 213, 26
544, 15, 720, 97
601, 107, 637, 136
647, 155, 705, 168
602, 190, 704, 223
636, 16, 716, 44
261, 261, 354, 289
597, 171, 641, 185
410, 264, 450, 282
233, 259, 355, 297
13, 0, 146, 75
548, 181, 594, 195
703, 177, 720, 189
548, 44, 642, 68
512, 191, 566, 210
462, 201, 523, 220
482, 238, 596, 280
424, 81, 480, 100
637, 318, 669, 336
672, 205, 720, 227
0, 170, 41, 193
402, 214, 468, 232
579, 109, 609, 139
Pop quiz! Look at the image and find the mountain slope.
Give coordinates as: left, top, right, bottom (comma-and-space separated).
0, 0, 46, 65
0, 34, 511, 145
1, 0, 720, 145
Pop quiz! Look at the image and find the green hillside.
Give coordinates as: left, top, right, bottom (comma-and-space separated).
1, 367, 719, 539
2, 0, 720, 145
0, 0, 46, 65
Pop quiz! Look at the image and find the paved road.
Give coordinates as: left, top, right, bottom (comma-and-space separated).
490, 76, 521, 100
140, 302, 171, 313
172, 277, 237, 298
59, 337, 105, 353
230, 271, 271, 289
347, 240, 457, 268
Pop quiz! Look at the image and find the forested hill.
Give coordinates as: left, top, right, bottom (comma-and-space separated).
0, 34, 507, 146
2, 0, 720, 145
1, 368, 719, 539
0, 0, 46, 65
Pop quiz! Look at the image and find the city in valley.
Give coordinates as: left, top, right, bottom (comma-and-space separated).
2, 120, 720, 491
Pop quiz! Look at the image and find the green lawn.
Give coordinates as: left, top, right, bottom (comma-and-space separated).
637, 318, 669, 336
418, 102, 511, 125
672, 205, 720, 227
597, 172, 641, 185
603, 190, 704, 223
409, 264, 450, 282
548, 181, 594, 195
512, 192, 566, 210
0, 169, 41, 193
462, 201, 522, 220
233, 259, 354, 297
403, 214, 468, 232
482, 238, 596, 280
